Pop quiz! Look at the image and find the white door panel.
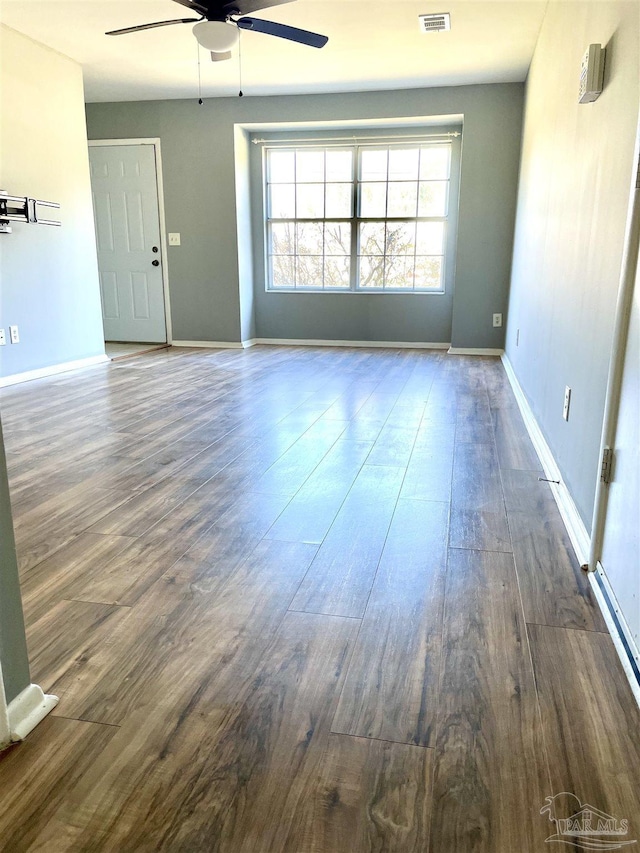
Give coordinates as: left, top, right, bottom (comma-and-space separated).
601, 253, 640, 649
89, 144, 166, 343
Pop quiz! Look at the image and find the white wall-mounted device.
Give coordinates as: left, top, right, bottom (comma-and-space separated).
579, 44, 605, 104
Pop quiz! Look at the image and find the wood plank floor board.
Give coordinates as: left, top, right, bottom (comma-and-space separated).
448, 507, 512, 552
492, 406, 542, 471
26, 599, 130, 698
500, 467, 553, 514
289, 464, 406, 618
401, 441, 453, 503
251, 420, 348, 497
451, 440, 505, 515
0, 717, 118, 853
332, 498, 448, 747
429, 547, 551, 853
366, 424, 419, 468
85, 474, 212, 537
528, 623, 640, 837
285, 733, 434, 853
162, 611, 360, 853
265, 439, 373, 544
19, 532, 136, 624
509, 510, 607, 632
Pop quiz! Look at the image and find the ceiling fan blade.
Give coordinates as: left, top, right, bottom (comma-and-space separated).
221, 0, 294, 17
210, 50, 232, 61
236, 17, 328, 48
172, 0, 209, 14
106, 18, 201, 36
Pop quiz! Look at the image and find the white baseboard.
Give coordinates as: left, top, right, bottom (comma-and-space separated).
171, 340, 244, 349
244, 338, 450, 350
0, 355, 110, 388
7, 684, 58, 742
501, 353, 590, 564
448, 347, 504, 356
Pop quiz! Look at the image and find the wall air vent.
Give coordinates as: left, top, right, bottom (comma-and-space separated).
418, 13, 451, 33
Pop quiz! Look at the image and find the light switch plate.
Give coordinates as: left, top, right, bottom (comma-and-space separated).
0, 329, 6, 346
9, 325, 19, 344
168, 233, 181, 246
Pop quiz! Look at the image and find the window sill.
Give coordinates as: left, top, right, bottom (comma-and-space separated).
265, 288, 446, 295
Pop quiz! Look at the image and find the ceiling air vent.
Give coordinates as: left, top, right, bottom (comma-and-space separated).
418, 13, 451, 33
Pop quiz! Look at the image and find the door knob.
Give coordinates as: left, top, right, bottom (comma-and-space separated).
152, 246, 159, 253
152, 259, 160, 266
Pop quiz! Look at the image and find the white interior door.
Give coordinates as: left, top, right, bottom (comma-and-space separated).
600, 250, 640, 653
89, 144, 167, 343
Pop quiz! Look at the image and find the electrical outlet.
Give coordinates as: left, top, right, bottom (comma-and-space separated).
0, 329, 5, 346
9, 325, 19, 344
563, 386, 571, 421
493, 313, 503, 328
168, 233, 181, 246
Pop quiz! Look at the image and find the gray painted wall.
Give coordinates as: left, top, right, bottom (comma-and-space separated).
505, 0, 639, 528
0, 26, 106, 380
0, 418, 30, 704
86, 83, 524, 347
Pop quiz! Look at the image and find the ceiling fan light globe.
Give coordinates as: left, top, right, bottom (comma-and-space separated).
193, 21, 239, 52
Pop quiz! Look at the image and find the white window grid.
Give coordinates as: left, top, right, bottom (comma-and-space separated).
265, 142, 451, 293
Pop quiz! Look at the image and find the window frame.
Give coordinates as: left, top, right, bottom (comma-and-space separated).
263, 140, 454, 294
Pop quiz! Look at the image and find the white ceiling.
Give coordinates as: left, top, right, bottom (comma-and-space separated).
0, 0, 548, 102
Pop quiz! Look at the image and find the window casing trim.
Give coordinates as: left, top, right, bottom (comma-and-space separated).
263, 140, 453, 294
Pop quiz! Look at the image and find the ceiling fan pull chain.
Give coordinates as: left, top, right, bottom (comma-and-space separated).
197, 39, 203, 104
238, 29, 243, 97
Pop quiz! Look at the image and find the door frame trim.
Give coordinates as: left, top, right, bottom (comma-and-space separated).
88, 138, 173, 345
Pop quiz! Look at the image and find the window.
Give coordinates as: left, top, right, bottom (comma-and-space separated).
265, 141, 452, 292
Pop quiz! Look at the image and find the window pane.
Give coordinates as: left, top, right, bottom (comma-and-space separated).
386, 222, 416, 256
296, 184, 324, 218
416, 221, 445, 254
414, 256, 443, 289
359, 222, 385, 255
360, 149, 388, 181
358, 256, 385, 288
325, 183, 352, 218
324, 256, 351, 288
387, 182, 418, 217
325, 222, 351, 255
296, 150, 324, 182
271, 255, 295, 287
296, 222, 324, 255
269, 184, 295, 218
388, 148, 419, 181
326, 150, 353, 182
296, 254, 323, 287
385, 255, 415, 289
418, 181, 448, 216
268, 150, 295, 183
359, 182, 387, 217
419, 146, 450, 180
270, 222, 295, 255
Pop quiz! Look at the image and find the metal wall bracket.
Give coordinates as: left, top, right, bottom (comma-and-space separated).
0, 190, 61, 231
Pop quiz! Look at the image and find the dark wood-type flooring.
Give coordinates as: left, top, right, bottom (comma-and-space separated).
0, 345, 638, 852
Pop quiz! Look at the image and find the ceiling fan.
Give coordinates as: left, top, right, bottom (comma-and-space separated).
106, 0, 328, 62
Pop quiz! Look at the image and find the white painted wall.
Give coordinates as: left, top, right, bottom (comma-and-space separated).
505, 0, 639, 527
0, 25, 106, 379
